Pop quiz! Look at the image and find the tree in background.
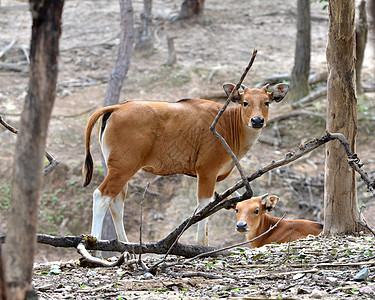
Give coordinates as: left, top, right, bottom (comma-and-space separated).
135, 0, 153, 53
355, 0, 368, 95
3, 1, 64, 299
288, 0, 311, 102
100, 0, 134, 248
324, 0, 360, 235
178, 0, 205, 19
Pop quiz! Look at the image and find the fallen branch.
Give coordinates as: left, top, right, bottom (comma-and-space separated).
0, 61, 28, 72
292, 87, 327, 109
77, 241, 128, 267
0, 116, 59, 176
254, 71, 327, 89
251, 268, 319, 279
267, 109, 325, 124
0, 234, 227, 258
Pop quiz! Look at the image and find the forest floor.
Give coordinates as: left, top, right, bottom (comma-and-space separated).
1, 0, 375, 299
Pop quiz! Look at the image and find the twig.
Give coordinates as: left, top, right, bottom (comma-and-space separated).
0, 116, 59, 176
329, 133, 375, 196
166, 270, 223, 279
270, 223, 295, 269
0, 39, 17, 59
148, 207, 199, 272
209, 49, 258, 193
184, 213, 287, 264
358, 205, 375, 237
292, 88, 327, 109
43, 150, 60, 177
0, 116, 18, 133
232, 258, 375, 269
20, 44, 30, 64
267, 109, 325, 124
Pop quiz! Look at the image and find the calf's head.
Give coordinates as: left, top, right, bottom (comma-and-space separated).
232, 194, 280, 235
223, 83, 289, 129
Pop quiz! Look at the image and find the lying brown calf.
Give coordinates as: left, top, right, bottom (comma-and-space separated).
231, 194, 323, 248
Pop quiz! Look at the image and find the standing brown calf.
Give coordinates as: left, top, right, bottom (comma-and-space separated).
232, 194, 323, 247
82, 83, 289, 251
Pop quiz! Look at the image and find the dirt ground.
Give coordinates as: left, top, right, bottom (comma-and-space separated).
1, 0, 375, 299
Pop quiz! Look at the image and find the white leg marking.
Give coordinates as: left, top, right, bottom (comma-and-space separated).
91, 189, 111, 240
109, 189, 129, 243
196, 197, 212, 246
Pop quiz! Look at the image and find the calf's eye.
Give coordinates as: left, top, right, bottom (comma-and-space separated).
265, 101, 270, 106
235, 208, 239, 213
243, 101, 248, 107
254, 209, 259, 215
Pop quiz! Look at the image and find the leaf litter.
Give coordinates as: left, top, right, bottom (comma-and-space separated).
32, 233, 375, 299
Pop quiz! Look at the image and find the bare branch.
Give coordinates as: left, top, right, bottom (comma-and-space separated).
0, 39, 17, 59
0, 116, 19, 134
77, 241, 128, 267
210, 49, 258, 193
0, 116, 59, 176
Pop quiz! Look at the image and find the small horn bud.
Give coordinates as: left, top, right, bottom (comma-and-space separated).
260, 193, 269, 200
241, 84, 247, 90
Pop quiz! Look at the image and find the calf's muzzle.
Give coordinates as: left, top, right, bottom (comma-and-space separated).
236, 221, 248, 232
251, 116, 264, 129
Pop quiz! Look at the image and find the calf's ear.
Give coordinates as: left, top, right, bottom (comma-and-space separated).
263, 195, 279, 212
223, 83, 241, 103
270, 83, 289, 103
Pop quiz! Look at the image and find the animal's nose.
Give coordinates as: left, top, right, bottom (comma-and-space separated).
251, 117, 264, 129
236, 221, 248, 232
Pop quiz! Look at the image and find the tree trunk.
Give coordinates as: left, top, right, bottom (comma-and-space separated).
178, 0, 205, 19
289, 0, 311, 102
135, 0, 153, 53
355, 0, 368, 95
3, 1, 64, 299
324, 0, 359, 235
100, 0, 134, 254
0, 248, 7, 300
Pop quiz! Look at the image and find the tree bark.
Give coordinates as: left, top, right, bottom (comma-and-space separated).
289, 0, 311, 102
3, 1, 64, 299
100, 0, 134, 253
355, 0, 368, 95
0, 248, 7, 300
324, 0, 359, 235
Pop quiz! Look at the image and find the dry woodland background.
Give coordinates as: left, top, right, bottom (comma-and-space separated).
1, 0, 375, 299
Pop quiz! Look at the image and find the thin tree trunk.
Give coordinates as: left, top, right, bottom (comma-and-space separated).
135, 0, 153, 53
178, 0, 205, 19
355, 0, 368, 95
324, 0, 359, 235
289, 0, 311, 102
100, 0, 134, 252
3, 1, 64, 299
0, 248, 7, 300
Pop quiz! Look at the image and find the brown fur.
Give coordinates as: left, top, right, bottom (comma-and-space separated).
82, 83, 289, 245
